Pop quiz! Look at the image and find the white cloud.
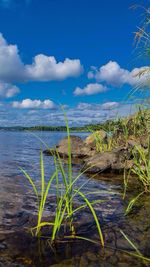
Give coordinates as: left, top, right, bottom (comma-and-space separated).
74, 83, 107, 96
12, 99, 56, 109
0, 82, 20, 98
77, 101, 119, 110
0, 33, 25, 82
26, 55, 83, 81
88, 61, 150, 87
77, 102, 94, 110
101, 101, 119, 110
0, 33, 83, 83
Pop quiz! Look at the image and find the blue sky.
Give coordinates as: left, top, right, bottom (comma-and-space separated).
0, 0, 149, 126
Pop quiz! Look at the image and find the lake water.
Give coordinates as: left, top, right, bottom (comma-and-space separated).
0, 131, 149, 267
0, 130, 119, 213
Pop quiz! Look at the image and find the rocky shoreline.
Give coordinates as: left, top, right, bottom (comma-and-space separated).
43, 128, 149, 175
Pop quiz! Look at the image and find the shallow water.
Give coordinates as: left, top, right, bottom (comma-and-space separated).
0, 131, 149, 267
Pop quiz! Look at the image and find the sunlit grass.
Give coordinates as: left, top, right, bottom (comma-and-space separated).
88, 128, 115, 153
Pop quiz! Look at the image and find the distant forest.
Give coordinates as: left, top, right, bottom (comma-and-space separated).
0, 119, 117, 132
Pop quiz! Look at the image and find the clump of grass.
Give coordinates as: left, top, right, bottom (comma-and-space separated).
88, 128, 115, 153
128, 106, 148, 137
134, 107, 148, 135
89, 107, 149, 152
113, 107, 150, 148
131, 137, 150, 191
93, 131, 110, 153
87, 106, 150, 150
124, 137, 150, 214
116, 118, 129, 145
21, 114, 105, 247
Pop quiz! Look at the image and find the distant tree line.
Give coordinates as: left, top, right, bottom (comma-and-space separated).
0, 119, 119, 132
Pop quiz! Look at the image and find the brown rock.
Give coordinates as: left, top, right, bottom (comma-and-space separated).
44, 135, 96, 159
83, 147, 133, 174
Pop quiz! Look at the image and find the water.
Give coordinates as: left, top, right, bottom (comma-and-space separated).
0, 130, 119, 206
0, 131, 149, 267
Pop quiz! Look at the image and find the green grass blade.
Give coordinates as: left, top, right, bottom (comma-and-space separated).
120, 230, 143, 256
64, 235, 100, 245
76, 190, 104, 247
125, 191, 144, 215
40, 150, 45, 204
71, 199, 106, 215
19, 167, 39, 202
42, 170, 57, 210
32, 222, 54, 230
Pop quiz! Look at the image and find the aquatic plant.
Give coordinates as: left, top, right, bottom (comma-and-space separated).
21, 114, 104, 246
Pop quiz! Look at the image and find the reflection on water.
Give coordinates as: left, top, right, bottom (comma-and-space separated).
0, 131, 149, 267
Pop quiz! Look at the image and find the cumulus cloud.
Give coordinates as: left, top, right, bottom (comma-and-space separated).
0, 33, 83, 83
74, 83, 107, 96
0, 82, 20, 98
12, 99, 56, 109
88, 61, 150, 87
0, 33, 25, 82
26, 55, 83, 81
